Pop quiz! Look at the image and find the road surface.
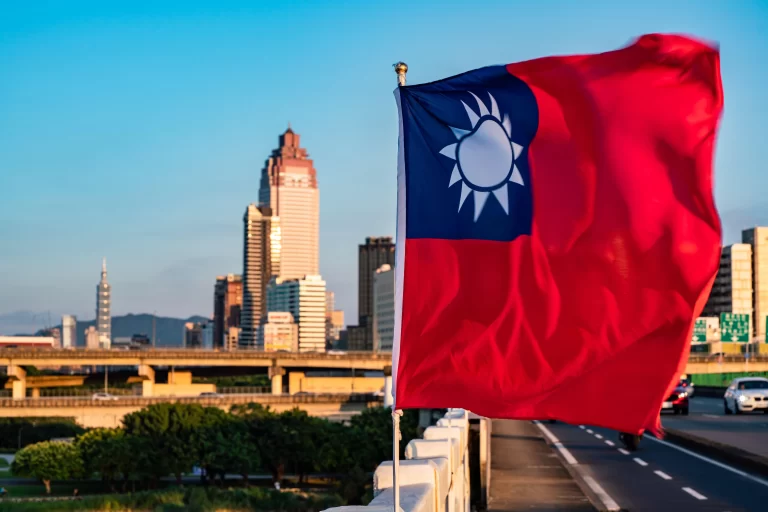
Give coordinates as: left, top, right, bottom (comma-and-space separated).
663, 397, 768, 458
545, 418, 768, 511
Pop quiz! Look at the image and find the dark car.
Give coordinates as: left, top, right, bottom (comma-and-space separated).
661, 385, 689, 415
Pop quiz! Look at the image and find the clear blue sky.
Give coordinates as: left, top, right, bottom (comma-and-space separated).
1, 0, 766, 326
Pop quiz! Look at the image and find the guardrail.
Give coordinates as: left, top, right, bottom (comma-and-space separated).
217, 386, 271, 395
688, 355, 768, 363
0, 348, 392, 360
324, 408, 481, 512
0, 392, 384, 408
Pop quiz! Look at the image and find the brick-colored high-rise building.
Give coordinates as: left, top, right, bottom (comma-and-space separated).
213, 274, 242, 349
259, 127, 319, 280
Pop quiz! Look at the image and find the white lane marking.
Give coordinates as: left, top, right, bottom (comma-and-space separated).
644, 434, 768, 488
586, 429, 594, 434
703, 414, 719, 418
579, 425, 586, 429
654, 470, 672, 480
534, 422, 621, 511
618, 448, 630, 455
595, 433, 604, 439
605, 440, 615, 447
682, 487, 707, 500
634, 457, 648, 467
583, 475, 622, 512
534, 421, 577, 464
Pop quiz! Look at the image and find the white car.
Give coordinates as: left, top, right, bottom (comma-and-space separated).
723, 377, 768, 414
91, 392, 118, 401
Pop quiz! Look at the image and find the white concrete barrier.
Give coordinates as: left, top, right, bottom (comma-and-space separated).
375, 459, 449, 512
324, 508, 404, 512
369, 483, 435, 512
405, 439, 459, 473
322, 408, 474, 512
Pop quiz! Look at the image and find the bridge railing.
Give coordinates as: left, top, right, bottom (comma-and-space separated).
688, 354, 768, 363
0, 392, 384, 408
217, 386, 271, 395
0, 348, 393, 360
324, 408, 483, 512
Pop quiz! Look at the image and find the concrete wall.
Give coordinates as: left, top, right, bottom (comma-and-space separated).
323, 409, 481, 512
151, 383, 215, 397
289, 372, 385, 395
0, 395, 382, 428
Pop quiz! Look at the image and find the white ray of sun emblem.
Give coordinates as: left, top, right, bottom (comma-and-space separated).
439, 91, 525, 221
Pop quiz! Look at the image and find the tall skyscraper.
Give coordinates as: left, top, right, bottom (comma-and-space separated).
61, 315, 77, 349
350, 237, 396, 350
240, 205, 278, 348
702, 244, 753, 328
373, 264, 395, 352
743, 227, 768, 337
266, 275, 326, 352
213, 274, 243, 349
258, 127, 319, 280
96, 258, 111, 349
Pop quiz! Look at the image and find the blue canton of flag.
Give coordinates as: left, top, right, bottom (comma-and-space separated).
398, 66, 538, 242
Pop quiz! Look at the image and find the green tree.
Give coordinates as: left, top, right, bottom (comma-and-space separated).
123, 403, 213, 485
198, 415, 259, 486
348, 407, 419, 471
76, 428, 124, 490
238, 405, 293, 485
12, 441, 84, 494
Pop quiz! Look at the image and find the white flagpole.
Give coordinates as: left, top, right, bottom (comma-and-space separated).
392, 61, 408, 512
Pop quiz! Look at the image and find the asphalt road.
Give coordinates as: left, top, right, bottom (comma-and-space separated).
663, 397, 768, 458
545, 417, 768, 511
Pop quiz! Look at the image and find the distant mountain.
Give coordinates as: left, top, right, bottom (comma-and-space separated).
22, 313, 208, 347
0, 311, 56, 336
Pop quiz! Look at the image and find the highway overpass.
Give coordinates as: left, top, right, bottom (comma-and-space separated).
3, 349, 767, 400
0, 349, 392, 399
0, 348, 391, 369
0, 392, 383, 428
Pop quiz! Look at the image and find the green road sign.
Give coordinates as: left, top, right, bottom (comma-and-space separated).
692, 318, 708, 342
720, 313, 750, 342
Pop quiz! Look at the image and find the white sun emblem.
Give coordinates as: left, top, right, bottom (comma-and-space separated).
439, 92, 525, 221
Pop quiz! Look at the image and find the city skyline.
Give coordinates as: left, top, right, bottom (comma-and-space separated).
1, 2, 767, 327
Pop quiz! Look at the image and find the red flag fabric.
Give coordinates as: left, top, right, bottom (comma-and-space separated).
392, 34, 722, 435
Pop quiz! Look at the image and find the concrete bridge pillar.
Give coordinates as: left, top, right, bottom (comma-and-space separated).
139, 364, 155, 397
269, 366, 285, 395
8, 365, 26, 400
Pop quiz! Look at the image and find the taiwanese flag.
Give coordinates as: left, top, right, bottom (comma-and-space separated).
392, 34, 722, 435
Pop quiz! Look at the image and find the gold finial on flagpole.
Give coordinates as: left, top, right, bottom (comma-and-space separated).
394, 62, 408, 86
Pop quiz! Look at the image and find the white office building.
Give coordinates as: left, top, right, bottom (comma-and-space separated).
266, 275, 326, 352
373, 264, 395, 352
61, 315, 77, 349
258, 312, 299, 352
703, 243, 754, 333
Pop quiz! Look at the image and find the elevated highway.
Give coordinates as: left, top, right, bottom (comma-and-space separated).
0, 348, 391, 369
0, 349, 391, 399
685, 355, 768, 375
0, 392, 383, 428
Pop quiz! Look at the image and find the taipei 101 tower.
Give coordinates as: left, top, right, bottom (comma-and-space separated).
96, 258, 111, 349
